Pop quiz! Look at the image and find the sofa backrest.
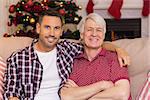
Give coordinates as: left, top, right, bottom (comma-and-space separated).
0, 37, 33, 61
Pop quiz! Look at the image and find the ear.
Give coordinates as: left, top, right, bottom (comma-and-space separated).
36, 23, 40, 34
80, 32, 83, 40
60, 25, 64, 36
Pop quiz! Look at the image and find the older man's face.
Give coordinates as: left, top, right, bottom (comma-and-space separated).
81, 18, 105, 49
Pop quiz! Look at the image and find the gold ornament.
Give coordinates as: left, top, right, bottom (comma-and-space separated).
74, 17, 79, 21
60, 4, 63, 7
41, 4, 44, 6
78, 6, 82, 9
30, 18, 35, 24
27, 16, 29, 19
16, 30, 20, 33
26, 18, 29, 21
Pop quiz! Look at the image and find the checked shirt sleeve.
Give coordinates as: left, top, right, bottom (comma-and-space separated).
4, 55, 22, 99
59, 40, 83, 56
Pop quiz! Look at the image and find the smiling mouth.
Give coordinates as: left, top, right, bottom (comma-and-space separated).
47, 37, 57, 43
90, 38, 99, 42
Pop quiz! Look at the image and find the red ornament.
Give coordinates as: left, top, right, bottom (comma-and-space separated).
33, 5, 43, 12
67, 1, 71, 4
16, 12, 23, 17
9, 5, 15, 13
59, 9, 65, 15
7, 21, 12, 26
13, 18, 17, 26
24, 4, 32, 12
69, 14, 72, 17
24, 4, 29, 9
3, 33, 9, 37
44, 6, 49, 10
16, 3, 21, 8
27, 0, 34, 6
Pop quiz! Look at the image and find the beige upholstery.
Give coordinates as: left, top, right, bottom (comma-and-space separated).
113, 38, 150, 99
0, 37, 33, 61
0, 37, 149, 99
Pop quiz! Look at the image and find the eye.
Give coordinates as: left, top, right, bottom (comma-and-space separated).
97, 29, 103, 32
54, 26, 61, 30
87, 28, 92, 31
44, 25, 50, 29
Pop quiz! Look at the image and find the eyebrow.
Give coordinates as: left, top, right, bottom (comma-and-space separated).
44, 25, 61, 28
87, 27, 103, 29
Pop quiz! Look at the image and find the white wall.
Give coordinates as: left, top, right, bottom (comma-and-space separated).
0, 0, 20, 37
0, 0, 8, 37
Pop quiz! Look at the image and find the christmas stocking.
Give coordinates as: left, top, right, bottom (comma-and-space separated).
142, 0, 150, 16
108, 0, 123, 19
86, 0, 94, 14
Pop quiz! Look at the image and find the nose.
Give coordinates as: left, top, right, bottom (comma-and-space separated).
92, 30, 97, 36
49, 28, 55, 36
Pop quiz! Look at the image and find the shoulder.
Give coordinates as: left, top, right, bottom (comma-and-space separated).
57, 40, 83, 51
104, 50, 118, 59
58, 39, 82, 46
7, 46, 30, 62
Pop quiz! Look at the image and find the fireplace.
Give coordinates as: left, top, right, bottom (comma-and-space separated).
104, 18, 141, 41
94, 2, 150, 40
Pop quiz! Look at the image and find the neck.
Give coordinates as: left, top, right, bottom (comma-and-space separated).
34, 42, 55, 52
84, 47, 102, 61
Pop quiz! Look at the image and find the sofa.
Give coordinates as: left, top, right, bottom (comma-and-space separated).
0, 37, 149, 99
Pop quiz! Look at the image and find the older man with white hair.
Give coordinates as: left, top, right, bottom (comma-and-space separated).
60, 13, 131, 100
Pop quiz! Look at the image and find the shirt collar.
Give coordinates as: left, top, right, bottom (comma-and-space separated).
75, 48, 107, 60
29, 39, 38, 60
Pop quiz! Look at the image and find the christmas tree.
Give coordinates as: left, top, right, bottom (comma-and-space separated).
5, 0, 82, 39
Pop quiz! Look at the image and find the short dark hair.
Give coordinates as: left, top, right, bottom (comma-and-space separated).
38, 10, 64, 26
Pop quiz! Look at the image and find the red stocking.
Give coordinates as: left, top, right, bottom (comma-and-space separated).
142, 0, 150, 16
86, 0, 94, 14
108, 0, 123, 20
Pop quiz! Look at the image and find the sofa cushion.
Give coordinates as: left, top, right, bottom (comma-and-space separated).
113, 38, 150, 98
113, 38, 150, 75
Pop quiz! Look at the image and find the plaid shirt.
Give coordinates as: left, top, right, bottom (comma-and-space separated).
4, 40, 83, 100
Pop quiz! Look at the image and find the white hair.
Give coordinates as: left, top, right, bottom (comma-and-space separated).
77, 13, 106, 34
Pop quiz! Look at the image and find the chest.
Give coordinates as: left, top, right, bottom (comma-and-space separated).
70, 57, 112, 86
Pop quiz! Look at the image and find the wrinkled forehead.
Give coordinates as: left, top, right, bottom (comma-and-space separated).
85, 18, 104, 28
